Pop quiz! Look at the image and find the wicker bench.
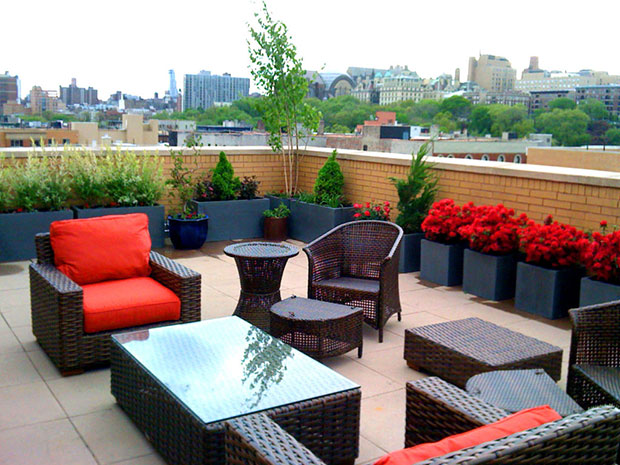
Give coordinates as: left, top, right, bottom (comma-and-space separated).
404, 317, 563, 388
223, 376, 620, 464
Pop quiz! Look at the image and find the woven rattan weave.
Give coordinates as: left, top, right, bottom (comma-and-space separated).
466, 369, 583, 416
29, 233, 201, 375
224, 375, 620, 464
568, 301, 620, 409
404, 317, 563, 388
110, 317, 360, 465
270, 296, 363, 359
303, 220, 402, 343
224, 242, 299, 332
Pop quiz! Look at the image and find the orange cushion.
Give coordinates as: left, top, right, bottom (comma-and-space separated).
374, 405, 561, 465
50, 214, 152, 285
82, 277, 180, 333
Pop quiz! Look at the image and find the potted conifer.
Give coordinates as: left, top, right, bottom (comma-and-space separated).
289, 150, 354, 242
389, 141, 438, 272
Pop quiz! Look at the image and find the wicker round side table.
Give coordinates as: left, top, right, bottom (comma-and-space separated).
224, 242, 299, 332
270, 296, 364, 359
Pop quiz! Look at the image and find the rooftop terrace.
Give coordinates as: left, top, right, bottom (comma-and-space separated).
0, 238, 572, 465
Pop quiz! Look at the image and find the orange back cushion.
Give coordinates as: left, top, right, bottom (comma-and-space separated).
374, 405, 561, 465
50, 213, 152, 285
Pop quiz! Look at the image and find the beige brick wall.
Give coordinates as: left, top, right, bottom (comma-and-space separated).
2, 145, 620, 231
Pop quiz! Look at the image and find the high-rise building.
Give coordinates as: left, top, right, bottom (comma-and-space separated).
59, 78, 98, 106
29, 86, 66, 114
183, 71, 250, 110
467, 54, 516, 92
169, 70, 178, 99
575, 84, 620, 117
0, 72, 19, 107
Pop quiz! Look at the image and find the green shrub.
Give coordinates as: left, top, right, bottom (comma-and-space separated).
313, 150, 344, 206
100, 150, 164, 207
263, 203, 290, 218
12, 155, 70, 212
0, 165, 14, 212
167, 144, 205, 217
389, 141, 438, 234
211, 151, 240, 200
66, 149, 106, 207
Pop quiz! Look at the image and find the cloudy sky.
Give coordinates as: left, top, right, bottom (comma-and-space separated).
5, 0, 620, 100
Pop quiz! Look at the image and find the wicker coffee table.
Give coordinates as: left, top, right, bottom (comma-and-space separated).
466, 369, 584, 417
224, 242, 299, 332
270, 296, 364, 359
404, 317, 563, 388
111, 317, 360, 465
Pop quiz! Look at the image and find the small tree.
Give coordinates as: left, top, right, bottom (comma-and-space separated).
166, 139, 204, 217
248, 1, 320, 196
211, 151, 240, 200
390, 142, 438, 234
313, 150, 344, 207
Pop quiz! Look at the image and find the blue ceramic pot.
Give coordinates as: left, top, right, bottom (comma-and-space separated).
168, 216, 209, 250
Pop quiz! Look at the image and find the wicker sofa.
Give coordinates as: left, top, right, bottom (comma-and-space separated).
224, 376, 620, 464
567, 300, 620, 409
29, 232, 201, 375
303, 220, 403, 342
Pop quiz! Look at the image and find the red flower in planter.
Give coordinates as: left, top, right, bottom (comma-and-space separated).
421, 199, 476, 244
519, 219, 588, 268
583, 230, 620, 284
353, 201, 390, 221
460, 204, 528, 255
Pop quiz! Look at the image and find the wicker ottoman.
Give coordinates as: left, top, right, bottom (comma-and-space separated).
404, 317, 563, 388
270, 296, 364, 359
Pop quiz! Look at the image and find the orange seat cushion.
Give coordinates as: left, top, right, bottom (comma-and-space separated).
374, 405, 561, 465
50, 213, 151, 285
82, 277, 180, 333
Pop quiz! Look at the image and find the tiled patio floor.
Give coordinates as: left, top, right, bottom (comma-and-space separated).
0, 239, 572, 465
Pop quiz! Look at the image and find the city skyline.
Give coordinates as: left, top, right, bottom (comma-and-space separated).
5, 0, 620, 99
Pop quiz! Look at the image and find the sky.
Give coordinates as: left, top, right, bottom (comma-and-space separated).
4, 0, 620, 100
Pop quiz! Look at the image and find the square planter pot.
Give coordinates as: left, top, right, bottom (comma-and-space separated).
0, 210, 73, 262
288, 200, 355, 243
515, 262, 583, 319
462, 249, 517, 301
265, 195, 291, 210
399, 232, 424, 273
72, 205, 166, 248
191, 198, 270, 241
419, 239, 465, 286
579, 276, 620, 306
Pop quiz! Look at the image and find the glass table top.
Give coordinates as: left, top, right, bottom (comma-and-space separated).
112, 317, 359, 424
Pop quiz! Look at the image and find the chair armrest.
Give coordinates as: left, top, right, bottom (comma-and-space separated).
569, 302, 620, 367
225, 413, 326, 465
406, 377, 508, 447
149, 251, 201, 323
29, 263, 84, 371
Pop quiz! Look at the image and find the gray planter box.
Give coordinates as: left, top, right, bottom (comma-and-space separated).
579, 276, 620, 306
399, 232, 424, 273
0, 210, 73, 262
191, 198, 269, 241
515, 262, 583, 319
420, 239, 465, 286
265, 195, 291, 210
462, 249, 517, 301
72, 205, 166, 248
288, 199, 355, 243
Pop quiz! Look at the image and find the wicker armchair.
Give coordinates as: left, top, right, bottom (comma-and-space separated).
303, 221, 403, 342
29, 233, 201, 375
567, 301, 620, 409
224, 377, 620, 464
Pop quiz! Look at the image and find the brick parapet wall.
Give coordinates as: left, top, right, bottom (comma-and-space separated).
2, 145, 620, 230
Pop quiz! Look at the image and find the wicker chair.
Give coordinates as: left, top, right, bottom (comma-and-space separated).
303, 221, 403, 343
224, 377, 620, 464
29, 233, 201, 375
567, 301, 620, 409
